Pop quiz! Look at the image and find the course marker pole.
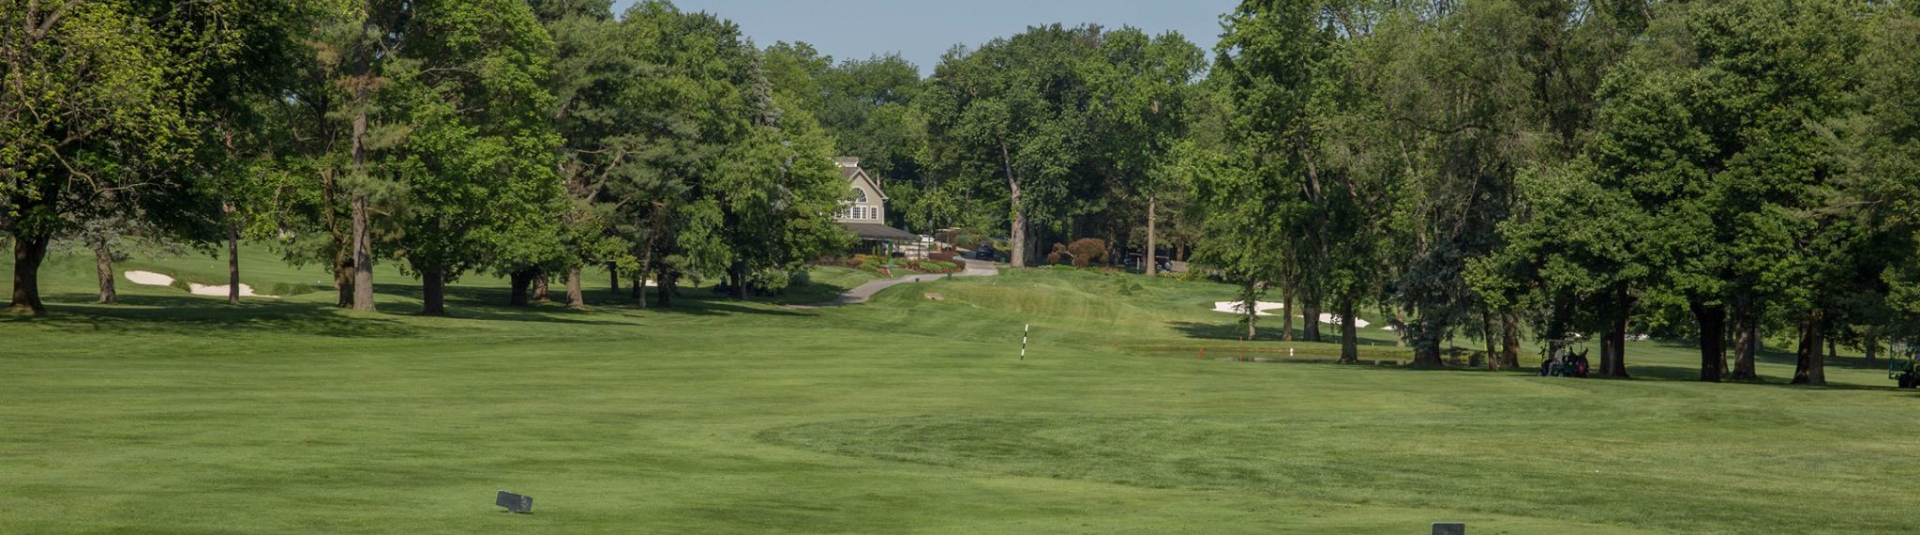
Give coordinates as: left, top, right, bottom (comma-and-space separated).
1021, 324, 1029, 360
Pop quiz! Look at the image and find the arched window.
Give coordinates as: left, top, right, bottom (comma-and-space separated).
853, 189, 869, 203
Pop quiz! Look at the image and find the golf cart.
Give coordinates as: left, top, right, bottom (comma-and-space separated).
973, 242, 997, 260
1539, 338, 1591, 378
1891, 348, 1919, 389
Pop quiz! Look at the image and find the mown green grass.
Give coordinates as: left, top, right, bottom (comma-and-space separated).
3, 247, 1916, 534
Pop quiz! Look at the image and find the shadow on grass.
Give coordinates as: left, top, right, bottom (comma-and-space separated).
11, 280, 818, 336
419, 284, 817, 319
1626, 366, 1908, 391
1167, 320, 1356, 343
18, 293, 418, 338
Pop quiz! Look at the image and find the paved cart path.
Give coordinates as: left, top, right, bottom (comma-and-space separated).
830, 259, 1000, 305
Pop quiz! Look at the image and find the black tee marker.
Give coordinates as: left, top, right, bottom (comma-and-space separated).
496, 491, 533, 514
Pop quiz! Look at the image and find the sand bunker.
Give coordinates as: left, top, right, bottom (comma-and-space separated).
188, 283, 261, 297
1319, 313, 1372, 329
124, 271, 176, 287
1210, 300, 1374, 327
125, 270, 270, 298
1211, 301, 1286, 316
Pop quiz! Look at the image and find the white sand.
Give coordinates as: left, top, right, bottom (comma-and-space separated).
1209, 300, 1376, 327
126, 270, 273, 298
188, 283, 261, 297
1212, 301, 1286, 316
123, 271, 175, 287
1319, 313, 1372, 329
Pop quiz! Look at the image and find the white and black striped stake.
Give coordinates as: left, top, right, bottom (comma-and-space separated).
1021, 324, 1029, 360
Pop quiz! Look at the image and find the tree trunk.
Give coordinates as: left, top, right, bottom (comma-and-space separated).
347, 52, 377, 312
1865, 336, 1879, 367
655, 269, 674, 308
1002, 142, 1027, 268
1599, 335, 1616, 376
1719, 328, 1733, 379
93, 240, 116, 304
335, 257, 355, 308
1105, 227, 1119, 269
8, 233, 49, 316
609, 261, 620, 293
226, 209, 241, 306
1301, 298, 1322, 342
1279, 284, 1294, 342
421, 267, 447, 316
1612, 324, 1630, 378
1339, 297, 1359, 365
1601, 289, 1632, 378
1499, 311, 1522, 369
1412, 330, 1444, 367
1010, 209, 1028, 267
350, 104, 375, 312
509, 269, 535, 307
533, 274, 550, 302
1692, 301, 1726, 382
728, 262, 747, 300
566, 266, 584, 309
322, 168, 353, 309
1145, 194, 1157, 277
1394, 309, 1408, 348
350, 193, 374, 311
641, 274, 656, 308
1826, 337, 1837, 361
1240, 280, 1259, 340
1481, 309, 1499, 370
1731, 295, 1759, 380
1792, 308, 1827, 386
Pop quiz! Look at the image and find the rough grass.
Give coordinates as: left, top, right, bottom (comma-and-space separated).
2, 246, 1916, 534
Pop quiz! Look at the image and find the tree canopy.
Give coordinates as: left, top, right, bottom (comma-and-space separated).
4, 0, 1916, 388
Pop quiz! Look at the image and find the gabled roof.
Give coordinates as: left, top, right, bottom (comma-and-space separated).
842, 222, 919, 242
837, 157, 888, 200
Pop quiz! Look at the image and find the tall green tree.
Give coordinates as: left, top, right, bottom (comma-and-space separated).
1846, 6, 1920, 353
533, 0, 638, 308
1671, 0, 1862, 384
1205, 0, 1341, 342
376, 0, 563, 315
2, 0, 303, 316
601, 1, 845, 306
921, 25, 1104, 267
1374, 0, 1632, 367
1083, 28, 1205, 277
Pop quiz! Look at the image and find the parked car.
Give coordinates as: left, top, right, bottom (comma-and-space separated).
1124, 253, 1172, 273
973, 243, 996, 260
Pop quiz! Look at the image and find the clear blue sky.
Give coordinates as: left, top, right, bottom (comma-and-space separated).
609, 0, 1238, 75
